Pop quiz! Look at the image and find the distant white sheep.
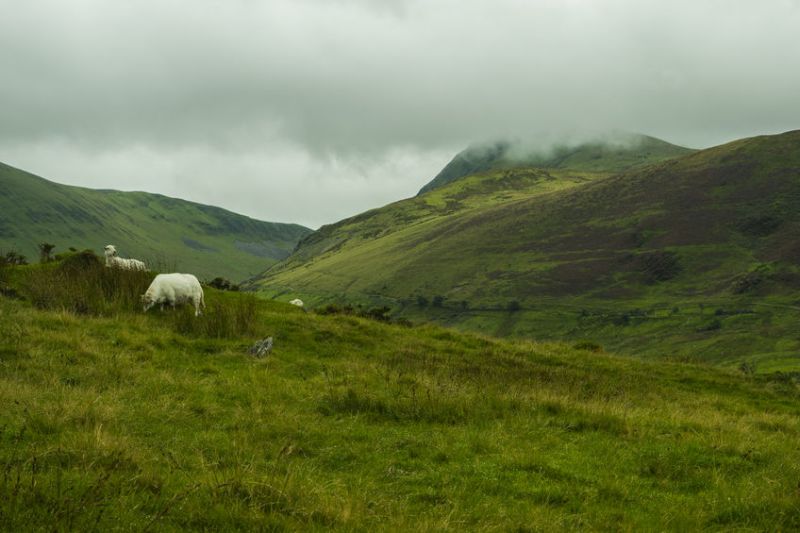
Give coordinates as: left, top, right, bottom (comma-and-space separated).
142, 273, 205, 316
289, 298, 304, 308
104, 244, 146, 271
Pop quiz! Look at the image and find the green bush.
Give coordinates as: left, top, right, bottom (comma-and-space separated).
2, 250, 28, 266
19, 250, 152, 315
38, 242, 56, 263
316, 303, 356, 316
315, 303, 400, 325
208, 277, 240, 291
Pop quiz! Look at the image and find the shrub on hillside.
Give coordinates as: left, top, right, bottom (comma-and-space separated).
2, 250, 28, 266
731, 264, 772, 294
636, 250, 682, 283
208, 277, 240, 291
315, 303, 407, 325
610, 309, 647, 326
736, 215, 782, 237
316, 303, 356, 316
59, 249, 104, 272
20, 250, 152, 315
0, 251, 26, 299
38, 242, 56, 263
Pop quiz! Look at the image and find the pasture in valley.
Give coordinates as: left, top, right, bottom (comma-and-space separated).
1, 254, 800, 530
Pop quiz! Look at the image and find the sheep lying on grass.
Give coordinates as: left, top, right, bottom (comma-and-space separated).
104, 245, 146, 271
142, 273, 205, 316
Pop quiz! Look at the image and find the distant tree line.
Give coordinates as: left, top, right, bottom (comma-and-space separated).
207, 277, 240, 291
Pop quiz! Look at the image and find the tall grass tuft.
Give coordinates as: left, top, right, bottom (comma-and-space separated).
19, 250, 153, 316
0, 254, 8, 291
1, 250, 26, 292
170, 293, 259, 338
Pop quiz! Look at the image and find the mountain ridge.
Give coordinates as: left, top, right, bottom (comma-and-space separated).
250, 130, 800, 370
0, 161, 312, 281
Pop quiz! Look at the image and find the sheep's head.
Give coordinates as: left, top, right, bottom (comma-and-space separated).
104, 244, 118, 257
141, 294, 155, 312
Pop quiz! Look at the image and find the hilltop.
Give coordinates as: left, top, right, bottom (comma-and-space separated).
418, 133, 695, 194
1, 257, 800, 530
0, 162, 311, 281
249, 130, 800, 371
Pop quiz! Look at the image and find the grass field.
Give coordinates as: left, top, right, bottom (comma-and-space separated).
2, 257, 800, 530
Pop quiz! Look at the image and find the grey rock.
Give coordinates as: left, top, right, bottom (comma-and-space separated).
248, 337, 273, 358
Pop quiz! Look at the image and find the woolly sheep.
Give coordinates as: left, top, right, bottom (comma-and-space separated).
142, 273, 205, 316
104, 245, 146, 271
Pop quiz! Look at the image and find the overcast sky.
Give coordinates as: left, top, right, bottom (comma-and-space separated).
2, 0, 799, 228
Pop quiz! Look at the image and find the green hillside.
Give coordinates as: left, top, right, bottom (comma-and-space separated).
249, 130, 800, 371
0, 162, 311, 282
2, 259, 800, 530
418, 133, 695, 194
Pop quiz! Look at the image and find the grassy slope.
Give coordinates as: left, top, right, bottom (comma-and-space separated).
253, 169, 607, 286
2, 264, 800, 530
251, 131, 800, 371
0, 162, 311, 282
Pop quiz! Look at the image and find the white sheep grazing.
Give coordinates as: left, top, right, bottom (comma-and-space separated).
289, 298, 304, 308
141, 273, 205, 316
104, 244, 147, 271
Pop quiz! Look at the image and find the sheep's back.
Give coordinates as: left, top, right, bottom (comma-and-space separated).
146, 273, 202, 300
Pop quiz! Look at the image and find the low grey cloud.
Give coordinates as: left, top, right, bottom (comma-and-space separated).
1, 0, 799, 227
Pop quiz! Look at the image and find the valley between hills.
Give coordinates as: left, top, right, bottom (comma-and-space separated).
2, 130, 800, 530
